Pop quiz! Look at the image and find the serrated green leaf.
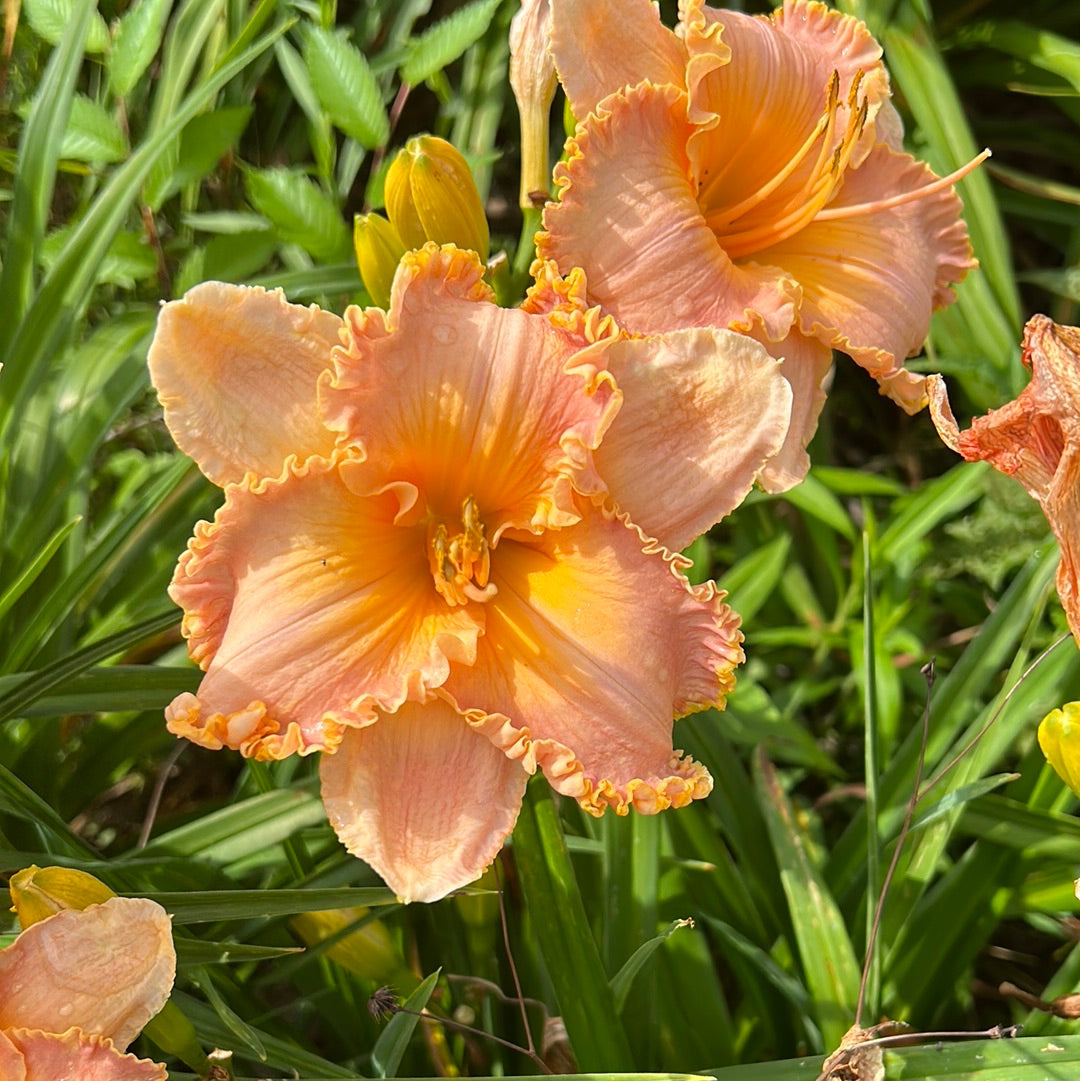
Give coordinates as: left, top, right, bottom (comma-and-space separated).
148, 104, 252, 205
400, 0, 500, 85
109, 0, 174, 96
40, 225, 156, 287
23, 0, 110, 52
59, 94, 129, 162
244, 166, 350, 259
303, 25, 389, 149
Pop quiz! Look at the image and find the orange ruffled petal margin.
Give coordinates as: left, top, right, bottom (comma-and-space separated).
537, 81, 800, 345
166, 451, 484, 760
324, 245, 620, 536
0, 1029, 167, 1081
0, 898, 175, 1050
929, 317, 1080, 644
443, 501, 742, 816
593, 326, 792, 550
321, 699, 528, 903
549, 0, 686, 121
149, 282, 341, 488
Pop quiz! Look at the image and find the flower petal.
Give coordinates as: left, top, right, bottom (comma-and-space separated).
320, 701, 528, 903
681, 0, 887, 249
325, 245, 619, 535
0, 1031, 26, 1081
167, 453, 483, 760
0, 899, 175, 1050
446, 502, 743, 816
759, 144, 974, 410
594, 327, 792, 550
549, 0, 685, 120
2, 1030, 166, 1081
757, 331, 834, 493
148, 282, 341, 487
537, 82, 799, 343
929, 318, 1080, 642
682, 0, 890, 167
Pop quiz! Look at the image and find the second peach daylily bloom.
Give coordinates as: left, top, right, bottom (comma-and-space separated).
0, 896, 175, 1080
930, 316, 1080, 645
537, 0, 979, 489
148, 244, 792, 902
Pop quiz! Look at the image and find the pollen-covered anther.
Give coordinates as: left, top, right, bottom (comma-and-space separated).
427, 494, 497, 606
706, 67, 870, 259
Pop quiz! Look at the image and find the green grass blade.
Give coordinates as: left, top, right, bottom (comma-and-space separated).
0, 18, 290, 439
0, 1, 93, 352
0, 610, 178, 723
512, 781, 634, 1071
371, 971, 440, 1078
140, 887, 398, 922
609, 918, 693, 1015
755, 750, 860, 1050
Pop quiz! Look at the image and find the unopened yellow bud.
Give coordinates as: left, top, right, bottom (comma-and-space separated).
384, 135, 490, 262
354, 212, 407, 308
1039, 701, 1080, 796
10, 865, 115, 929
291, 908, 412, 987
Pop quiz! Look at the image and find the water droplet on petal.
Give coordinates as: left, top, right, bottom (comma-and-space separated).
432, 323, 458, 345
671, 294, 696, 320
58, 1002, 73, 1017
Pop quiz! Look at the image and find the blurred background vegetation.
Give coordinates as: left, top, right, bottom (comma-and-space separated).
1, 0, 1080, 1077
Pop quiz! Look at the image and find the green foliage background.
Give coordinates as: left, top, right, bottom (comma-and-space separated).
1, 0, 1079, 1078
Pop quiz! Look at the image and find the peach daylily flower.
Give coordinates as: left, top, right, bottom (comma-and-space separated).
148, 244, 793, 903
929, 316, 1080, 644
536, 0, 979, 489
0, 897, 175, 1080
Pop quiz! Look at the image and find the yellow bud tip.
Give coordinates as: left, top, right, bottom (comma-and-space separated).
10, 864, 116, 929
354, 213, 406, 309
384, 135, 490, 262
1038, 701, 1080, 797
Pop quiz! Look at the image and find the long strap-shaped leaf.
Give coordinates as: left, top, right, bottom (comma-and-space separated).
513, 781, 634, 1072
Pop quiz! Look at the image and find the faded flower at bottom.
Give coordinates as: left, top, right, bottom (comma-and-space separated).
929, 316, 1080, 644
0, 892, 175, 1080
148, 244, 793, 902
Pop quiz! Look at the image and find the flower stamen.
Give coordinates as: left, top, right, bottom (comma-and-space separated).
813, 149, 991, 222
702, 69, 873, 259
428, 494, 497, 606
